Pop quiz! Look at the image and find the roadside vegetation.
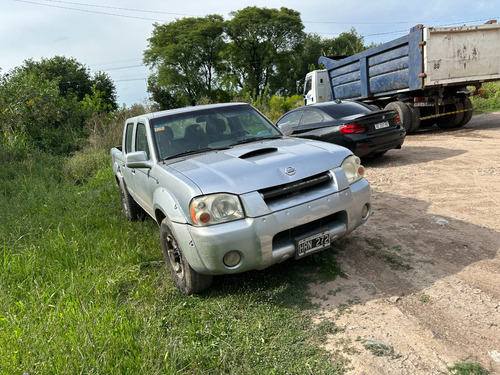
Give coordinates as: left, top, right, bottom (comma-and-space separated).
470, 81, 500, 113
0, 150, 353, 373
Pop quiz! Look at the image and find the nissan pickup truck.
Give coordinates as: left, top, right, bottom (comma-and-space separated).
110, 102, 372, 294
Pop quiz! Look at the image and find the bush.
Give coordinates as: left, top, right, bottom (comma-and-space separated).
251, 94, 303, 122
471, 81, 500, 113
63, 149, 110, 185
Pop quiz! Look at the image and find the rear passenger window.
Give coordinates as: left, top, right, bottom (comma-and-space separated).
300, 110, 325, 125
125, 122, 134, 154
136, 123, 150, 159
277, 111, 302, 127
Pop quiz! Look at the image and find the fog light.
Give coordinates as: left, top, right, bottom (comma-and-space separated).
223, 251, 241, 267
362, 204, 370, 218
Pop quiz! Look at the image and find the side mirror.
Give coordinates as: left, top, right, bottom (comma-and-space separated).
126, 151, 153, 169
278, 122, 294, 136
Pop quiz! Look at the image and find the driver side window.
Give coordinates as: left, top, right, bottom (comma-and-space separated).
135, 123, 150, 159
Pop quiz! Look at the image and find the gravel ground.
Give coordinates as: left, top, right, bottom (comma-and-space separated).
310, 112, 500, 374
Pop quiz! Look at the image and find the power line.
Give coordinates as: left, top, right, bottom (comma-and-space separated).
28, 0, 201, 17
12, 0, 498, 29
12, 0, 169, 22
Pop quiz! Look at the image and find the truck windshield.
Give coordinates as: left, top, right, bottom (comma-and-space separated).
151, 104, 282, 160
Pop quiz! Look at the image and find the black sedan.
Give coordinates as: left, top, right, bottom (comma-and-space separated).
276, 100, 406, 158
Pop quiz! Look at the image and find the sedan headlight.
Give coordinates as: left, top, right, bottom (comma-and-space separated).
190, 193, 244, 226
341, 155, 366, 184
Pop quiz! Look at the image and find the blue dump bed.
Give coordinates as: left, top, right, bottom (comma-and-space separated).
319, 26, 424, 101
319, 23, 500, 101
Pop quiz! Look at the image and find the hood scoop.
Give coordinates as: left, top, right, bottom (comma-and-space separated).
238, 147, 278, 159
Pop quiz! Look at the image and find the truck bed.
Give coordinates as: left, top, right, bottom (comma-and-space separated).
319, 23, 500, 101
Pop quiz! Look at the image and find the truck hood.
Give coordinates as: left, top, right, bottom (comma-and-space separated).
162, 137, 351, 195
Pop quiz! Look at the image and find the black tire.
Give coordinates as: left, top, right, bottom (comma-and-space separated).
160, 219, 213, 295
408, 105, 421, 134
456, 97, 473, 127
436, 101, 464, 129
385, 101, 413, 132
118, 180, 144, 221
419, 118, 435, 128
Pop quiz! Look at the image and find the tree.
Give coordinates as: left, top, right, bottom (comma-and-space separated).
224, 6, 305, 98
0, 56, 118, 155
92, 72, 118, 111
143, 15, 225, 107
0, 69, 84, 154
21, 56, 117, 110
325, 28, 367, 56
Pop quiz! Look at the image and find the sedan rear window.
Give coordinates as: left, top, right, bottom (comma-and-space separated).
320, 102, 373, 119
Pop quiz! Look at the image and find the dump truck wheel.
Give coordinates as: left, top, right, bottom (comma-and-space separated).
385, 101, 413, 132
456, 97, 473, 127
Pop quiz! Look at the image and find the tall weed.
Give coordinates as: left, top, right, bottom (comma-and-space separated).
0, 153, 347, 374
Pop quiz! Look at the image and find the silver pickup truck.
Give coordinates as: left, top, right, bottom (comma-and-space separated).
110, 103, 372, 294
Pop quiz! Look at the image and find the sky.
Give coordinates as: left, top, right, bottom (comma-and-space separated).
1, 0, 499, 107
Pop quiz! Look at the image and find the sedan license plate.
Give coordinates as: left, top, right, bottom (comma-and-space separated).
295, 230, 330, 258
374, 120, 390, 130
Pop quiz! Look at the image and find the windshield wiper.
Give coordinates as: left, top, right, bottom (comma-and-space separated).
163, 146, 231, 160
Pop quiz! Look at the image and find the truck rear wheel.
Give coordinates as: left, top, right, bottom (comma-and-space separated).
456, 97, 473, 127
385, 101, 412, 132
118, 180, 144, 221
436, 102, 464, 129
408, 106, 421, 133
160, 219, 213, 295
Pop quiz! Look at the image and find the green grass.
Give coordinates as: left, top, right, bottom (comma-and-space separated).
447, 362, 489, 375
0, 153, 348, 374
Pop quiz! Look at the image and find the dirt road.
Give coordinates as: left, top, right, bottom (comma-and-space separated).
310, 113, 500, 374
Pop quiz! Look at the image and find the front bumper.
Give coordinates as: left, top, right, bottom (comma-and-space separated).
170, 177, 371, 275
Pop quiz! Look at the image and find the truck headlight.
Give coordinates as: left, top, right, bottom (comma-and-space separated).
341, 155, 366, 184
190, 194, 244, 226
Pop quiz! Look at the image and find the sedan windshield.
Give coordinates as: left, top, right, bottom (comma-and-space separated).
151, 104, 282, 160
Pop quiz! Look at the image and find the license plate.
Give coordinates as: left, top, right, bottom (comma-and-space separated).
295, 230, 330, 258
374, 120, 390, 129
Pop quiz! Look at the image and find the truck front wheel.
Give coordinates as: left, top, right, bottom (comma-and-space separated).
160, 219, 213, 295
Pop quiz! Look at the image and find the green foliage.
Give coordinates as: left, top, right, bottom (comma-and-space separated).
0, 154, 349, 374
0, 56, 118, 157
63, 149, 110, 184
21, 56, 117, 110
470, 81, 500, 113
225, 7, 305, 98
0, 70, 85, 155
144, 6, 307, 106
144, 15, 226, 107
266, 95, 304, 122
447, 362, 489, 375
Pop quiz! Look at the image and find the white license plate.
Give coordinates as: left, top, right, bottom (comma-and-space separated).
295, 230, 330, 258
374, 120, 390, 129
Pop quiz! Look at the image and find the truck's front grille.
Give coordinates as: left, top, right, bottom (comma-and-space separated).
259, 172, 332, 203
